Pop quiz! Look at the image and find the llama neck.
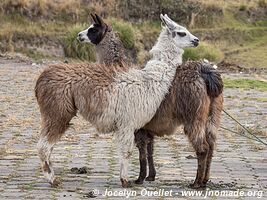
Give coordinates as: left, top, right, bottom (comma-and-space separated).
150, 29, 184, 66
139, 28, 183, 83
95, 31, 128, 65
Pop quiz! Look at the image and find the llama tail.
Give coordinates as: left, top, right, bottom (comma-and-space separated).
199, 61, 224, 133
202, 61, 224, 146
200, 64, 223, 98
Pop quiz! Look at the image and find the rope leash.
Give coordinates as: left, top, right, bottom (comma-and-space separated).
222, 109, 267, 146
220, 126, 262, 143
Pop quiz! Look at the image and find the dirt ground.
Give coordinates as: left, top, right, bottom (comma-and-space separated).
0, 57, 266, 199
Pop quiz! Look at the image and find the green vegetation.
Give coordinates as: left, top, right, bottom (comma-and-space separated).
183, 43, 224, 62
223, 32, 267, 68
192, 6, 267, 68
223, 79, 267, 91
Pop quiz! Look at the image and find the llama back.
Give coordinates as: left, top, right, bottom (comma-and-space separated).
175, 61, 223, 98
35, 63, 129, 129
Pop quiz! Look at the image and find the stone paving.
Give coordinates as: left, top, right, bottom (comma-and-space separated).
0, 58, 266, 199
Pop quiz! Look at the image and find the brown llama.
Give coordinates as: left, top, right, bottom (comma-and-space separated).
134, 61, 223, 188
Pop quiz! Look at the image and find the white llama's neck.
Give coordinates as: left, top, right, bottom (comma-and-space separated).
150, 28, 183, 66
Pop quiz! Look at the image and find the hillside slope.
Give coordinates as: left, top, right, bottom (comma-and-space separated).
0, 0, 266, 68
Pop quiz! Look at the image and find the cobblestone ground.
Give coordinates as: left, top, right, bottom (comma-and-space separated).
0, 58, 266, 199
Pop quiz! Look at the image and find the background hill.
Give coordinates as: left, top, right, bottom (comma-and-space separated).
0, 0, 266, 68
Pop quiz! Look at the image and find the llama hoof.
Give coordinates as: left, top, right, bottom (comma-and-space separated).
120, 179, 132, 188
201, 183, 207, 188
51, 178, 62, 188
189, 183, 200, 189
145, 176, 155, 181
134, 179, 144, 185
189, 182, 206, 189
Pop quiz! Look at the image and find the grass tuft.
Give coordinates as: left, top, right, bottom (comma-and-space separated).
183, 42, 224, 62
110, 19, 135, 49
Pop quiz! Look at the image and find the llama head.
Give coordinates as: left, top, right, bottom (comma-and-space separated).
160, 14, 199, 49
77, 13, 111, 45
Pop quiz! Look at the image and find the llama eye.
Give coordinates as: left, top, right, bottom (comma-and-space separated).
177, 32, 186, 37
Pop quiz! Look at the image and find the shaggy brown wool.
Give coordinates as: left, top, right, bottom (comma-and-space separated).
35, 63, 129, 142
135, 61, 223, 188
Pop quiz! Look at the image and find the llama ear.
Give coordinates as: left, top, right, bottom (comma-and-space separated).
160, 14, 167, 26
95, 13, 104, 26
160, 14, 175, 31
90, 13, 97, 24
164, 14, 174, 24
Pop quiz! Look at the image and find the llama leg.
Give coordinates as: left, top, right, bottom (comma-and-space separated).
184, 125, 209, 189
203, 133, 216, 185
146, 133, 156, 181
203, 97, 222, 185
37, 116, 73, 187
116, 130, 135, 188
193, 144, 209, 188
37, 134, 58, 186
134, 130, 148, 184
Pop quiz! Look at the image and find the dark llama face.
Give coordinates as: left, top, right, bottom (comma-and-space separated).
87, 24, 106, 44
77, 13, 111, 45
